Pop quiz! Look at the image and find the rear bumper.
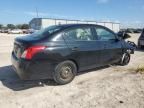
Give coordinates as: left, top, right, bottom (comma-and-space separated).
11, 52, 54, 80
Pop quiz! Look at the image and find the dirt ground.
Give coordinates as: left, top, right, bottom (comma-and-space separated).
0, 33, 144, 108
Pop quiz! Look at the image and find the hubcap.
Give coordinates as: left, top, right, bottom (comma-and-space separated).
60, 66, 73, 79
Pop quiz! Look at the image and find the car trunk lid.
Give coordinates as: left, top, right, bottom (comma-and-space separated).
13, 35, 42, 59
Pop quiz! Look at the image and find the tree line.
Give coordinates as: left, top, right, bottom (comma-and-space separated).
0, 24, 29, 30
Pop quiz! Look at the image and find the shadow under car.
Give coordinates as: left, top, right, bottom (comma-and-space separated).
0, 65, 57, 91
0, 65, 111, 91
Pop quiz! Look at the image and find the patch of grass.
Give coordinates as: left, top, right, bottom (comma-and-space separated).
128, 65, 144, 74
136, 65, 144, 74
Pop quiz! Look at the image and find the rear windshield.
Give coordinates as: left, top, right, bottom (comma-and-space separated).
31, 25, 62, 39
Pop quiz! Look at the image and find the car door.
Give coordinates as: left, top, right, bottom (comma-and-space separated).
62, 26, 103, 71
94, 26, 123, 65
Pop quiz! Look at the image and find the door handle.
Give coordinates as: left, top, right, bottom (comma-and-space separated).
72, 47, 79, 51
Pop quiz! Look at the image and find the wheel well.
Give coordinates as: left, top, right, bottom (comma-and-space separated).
68, 59, 79, 71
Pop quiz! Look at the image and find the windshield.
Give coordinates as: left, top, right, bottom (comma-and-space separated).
31, 25, 62, 38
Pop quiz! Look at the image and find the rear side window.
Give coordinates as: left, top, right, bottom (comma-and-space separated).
31, 25, 62, 39
63, 27, 95, 41
95, 27, 116, 41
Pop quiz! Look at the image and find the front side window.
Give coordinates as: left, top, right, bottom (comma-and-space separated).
63, 27, 94, 41
95, 27, 116, 41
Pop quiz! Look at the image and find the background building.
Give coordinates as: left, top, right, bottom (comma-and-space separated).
29, 18, 120, 33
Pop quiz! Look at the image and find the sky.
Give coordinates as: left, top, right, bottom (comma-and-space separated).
0, 0, 144, 28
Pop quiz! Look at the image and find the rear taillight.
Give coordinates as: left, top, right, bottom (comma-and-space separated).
21, 46, 46, 60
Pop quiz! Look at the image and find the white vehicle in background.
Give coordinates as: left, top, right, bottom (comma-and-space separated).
8, 29, 23, 34
24, 29, 35, 34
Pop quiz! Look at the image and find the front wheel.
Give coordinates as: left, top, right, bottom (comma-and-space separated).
53, 61, 77, 85
119, 52, 131, 66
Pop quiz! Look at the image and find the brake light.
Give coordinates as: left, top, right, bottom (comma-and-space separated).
21, 46, 46, 60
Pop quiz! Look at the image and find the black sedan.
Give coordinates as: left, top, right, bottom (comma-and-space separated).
11, 24, 134, 84
138, 29, 144, 48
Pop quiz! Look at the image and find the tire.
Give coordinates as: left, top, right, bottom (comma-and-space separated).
119, 52, 131, 66
53, 60, 77, 85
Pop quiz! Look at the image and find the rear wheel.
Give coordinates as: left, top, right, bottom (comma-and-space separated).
53, 61, 77, 85
119, 52, 131, 66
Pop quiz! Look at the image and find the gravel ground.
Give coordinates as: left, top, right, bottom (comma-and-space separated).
0, 33, 144, 108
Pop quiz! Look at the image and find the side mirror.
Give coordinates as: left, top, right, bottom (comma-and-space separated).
117, 31, 131, 40
123, 33, 131, 39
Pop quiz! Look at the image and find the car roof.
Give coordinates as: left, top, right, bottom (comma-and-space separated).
56, 24, 102, 28
55, 24, 116, 34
